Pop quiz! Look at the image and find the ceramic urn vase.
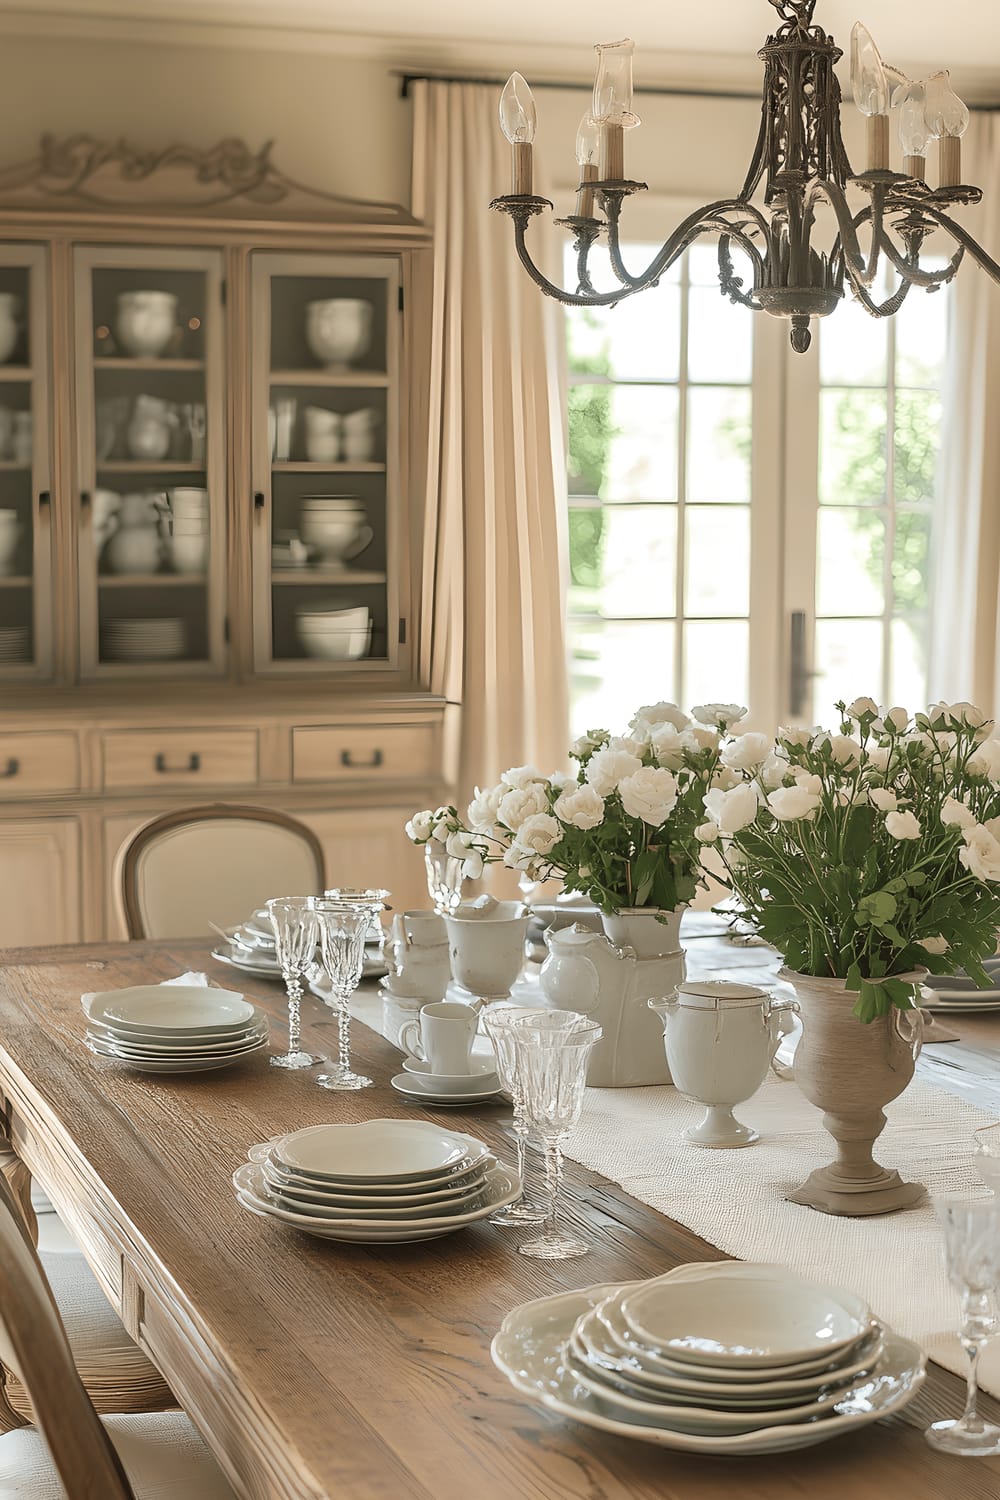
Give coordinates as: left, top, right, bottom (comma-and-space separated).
783, 968, 926, 1217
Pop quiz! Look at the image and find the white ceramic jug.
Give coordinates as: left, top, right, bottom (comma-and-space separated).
444, 898, 527, 1000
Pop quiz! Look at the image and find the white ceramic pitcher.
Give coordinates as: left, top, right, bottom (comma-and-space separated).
385, 910, 450, 1001
444, 898, 527, 1000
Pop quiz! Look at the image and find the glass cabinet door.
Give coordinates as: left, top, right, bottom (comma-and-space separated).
250, 252, 400, 673
0, 245, 53, 681
73, 246, 226, 676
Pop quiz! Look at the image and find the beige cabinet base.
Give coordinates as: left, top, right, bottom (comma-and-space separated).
0, 818, 81, 947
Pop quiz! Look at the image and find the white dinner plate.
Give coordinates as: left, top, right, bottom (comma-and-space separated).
491, 1284, 926, 1457
86, 1037, 269, 1073
211, 948, 283, 978
87, 1029, 268, 1061
261, 1159, 491, 1214
269, 1119, 493, 1183
85, 985, 255, 1033
390, 1075, 503, 1107
86, 1011, 268, 1045
267, 1179, 491, 1221
87, 1021, 268, 1055
249, 1143, 492, 1202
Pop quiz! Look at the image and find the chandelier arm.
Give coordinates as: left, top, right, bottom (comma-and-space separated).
718, 234, 766, 311
811, 179, 880, 284
603, 198, 772, 290
510, 218, 646, 306
877, 229, 965, 288
845, 274, 914, 319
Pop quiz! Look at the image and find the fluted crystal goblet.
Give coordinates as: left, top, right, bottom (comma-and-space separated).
926, 1197, 1000, 1456
266, 896, 323, 1070
311, 889, 387, 1090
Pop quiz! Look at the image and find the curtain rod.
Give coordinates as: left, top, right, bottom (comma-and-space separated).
395, 68, 1000, 111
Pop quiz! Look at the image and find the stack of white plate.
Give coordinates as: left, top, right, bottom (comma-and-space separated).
295, 602, 371, 661
0, 625, 30, 663
103, 617, 186, 662
492, 1262, 926, 1456
82, 984, 269, 1074
921, 956, 1000, 1012
234, 1118, 519, 1243
212, 906, 387, 980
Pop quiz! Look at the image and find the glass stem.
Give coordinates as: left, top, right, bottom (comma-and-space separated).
959, 1290, 993, 1429
286, 976, 302, 1053
337, 998, 352, 1076
962, 1337, 983, 1427
543, 1138, 563, 1241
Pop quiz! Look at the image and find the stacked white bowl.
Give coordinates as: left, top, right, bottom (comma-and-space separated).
166, 487, 209, 575
298, 495, 372, 566
82, 985, 269, 1074
295, 601, 371, 661
492, 1261, 926, 1456
234, 1119, 519, 1243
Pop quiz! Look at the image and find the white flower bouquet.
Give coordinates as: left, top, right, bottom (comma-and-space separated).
405, 701, 743, 917
697, 698, 1000, 1020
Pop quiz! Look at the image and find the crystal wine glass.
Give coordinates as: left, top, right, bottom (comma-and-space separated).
926, 1197, 1000, 1457
311, 890, 386, 1090
507, 1013, 601, 1259
424, 839, 465, 916
266, 896, 323, 1070
481, 1004, 549, 1226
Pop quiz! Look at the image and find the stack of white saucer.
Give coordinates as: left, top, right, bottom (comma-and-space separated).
82, 984, 269, 1074
233, 1119, 519, 1243
492, 1261, 926, 1457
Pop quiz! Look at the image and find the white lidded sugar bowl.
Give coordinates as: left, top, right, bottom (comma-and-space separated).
649, 982, 799, 1148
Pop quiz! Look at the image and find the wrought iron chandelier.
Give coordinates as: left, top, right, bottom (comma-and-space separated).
490, 0, 1000, 351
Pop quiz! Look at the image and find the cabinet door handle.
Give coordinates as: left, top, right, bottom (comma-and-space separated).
253, 492, 265, 510
80, 490, 91, 510
0, 758, 19, 779
154, 752, 201, 774
340, 748, 383, 770
37, 491, 50, 510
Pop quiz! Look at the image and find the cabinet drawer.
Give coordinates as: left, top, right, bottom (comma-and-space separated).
102, 730, 259, 791
0, 733, 79, 797
292, 724, 436, 783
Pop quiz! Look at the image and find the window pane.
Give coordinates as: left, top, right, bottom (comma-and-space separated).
894, 390, 942, 505
891, 616, 929, 708
687, 388, 752, 502
687, 287, 753, 384
896, 285, 949, 388
570, 619, 676, 734
568, 504, 603, 615
683, 621, 749, 709
819, 297, 888, 386
892, 508, 931, 618
569, 385, 679, 501
685, 506, 750, 617
819, 388, 887, 505
598, 505, 678, 618
817, 509, 885, 617
814, 619, 884, 714
566, 293, 681, 382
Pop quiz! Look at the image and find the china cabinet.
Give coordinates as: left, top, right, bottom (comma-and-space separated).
0, 138, 445, 938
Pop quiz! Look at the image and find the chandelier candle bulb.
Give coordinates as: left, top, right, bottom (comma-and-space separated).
499, 72, 537, 195
599, 123, 625, 183
924, 71, 970, 189
575, 113, 600, 218
866, 114, 890, 173
851, 21, 891, 172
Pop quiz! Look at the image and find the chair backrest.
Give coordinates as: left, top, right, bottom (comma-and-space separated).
0, 1173, 135, 1498
117, 804, 325, 940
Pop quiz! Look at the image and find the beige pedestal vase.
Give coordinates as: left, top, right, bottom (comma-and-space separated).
782, 968, 926, 1217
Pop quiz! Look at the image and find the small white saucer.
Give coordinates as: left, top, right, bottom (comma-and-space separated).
390, 1074, 503, 1107
401, 1056, 500, 1093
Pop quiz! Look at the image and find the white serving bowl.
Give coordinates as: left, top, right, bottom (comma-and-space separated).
305, 298, 373, 370
296, 606, 369, 628
299, 628, 371, 662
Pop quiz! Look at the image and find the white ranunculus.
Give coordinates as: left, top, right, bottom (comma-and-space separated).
823, 734, 862, 768
721, 731, 772, 771
648, 723, 687, 770
761, 752, 790, 791
691, 702, 747, 730
553, 783, 606, 831
704, 783, 760, 835
695, 821, 721, 843
549, 771, 576, 794
917, 935, 949, 955
514, 813, 561, 857
868, 787, 898, 812
466, 783, 504, 834
885, 810, 921, 840
884, 706, 910, 733
969, 739, 1000, 781
767, 785, 822, 822
497, 784, 549, 833
681, 725, 720, 752
777, 725, 814, 748
585, 745, 644, 796
941, 795, 977, 831
500, 764, 547, 790
630, 702, 690, 734
571, 729, 609, 759
960, 822, 1000, 883
404, 809, 435, 843
846, 696, 879, 721
618, 766, 679, 826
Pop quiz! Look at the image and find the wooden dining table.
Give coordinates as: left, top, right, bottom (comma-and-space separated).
1, 937, 999, 1500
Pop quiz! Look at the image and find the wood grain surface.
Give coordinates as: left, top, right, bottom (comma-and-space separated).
0, 939, 998, 1500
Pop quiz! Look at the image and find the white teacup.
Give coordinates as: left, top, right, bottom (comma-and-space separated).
400, 1001, 478, 1076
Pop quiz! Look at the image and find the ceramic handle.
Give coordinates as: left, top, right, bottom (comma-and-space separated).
399, 1021, 423, 1059
342, 525, 374, 562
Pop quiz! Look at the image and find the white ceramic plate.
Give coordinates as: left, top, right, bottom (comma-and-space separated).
922, 996, 1000, 1012
233, 1161, 519, 1240
249, 1143, 491, 1201
267, 1179, 491, 1222
86, 1010, 268, 1045
211, 948, 283, 977
86, 1037, 269, 1073
619, 1264, 871, 1370
578, 1303, 882, 1400
87, 1029, 268, 1061
491, 1284, 925, 1457
269, 1119, 493, 1183
390, 1075, 503, 1107
261, 1160, 491, 1214
401, 1057, 500, 1092
86, 1022, 268, 1055
85, 985, 255, 1033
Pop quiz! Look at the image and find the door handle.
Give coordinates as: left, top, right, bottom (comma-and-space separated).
253, 492, 265, 510
0, 758, 19, 779
340, 748, 383, 770
154, 752, 201, 774
789, 610, 817, 718
37, 491, 50, 511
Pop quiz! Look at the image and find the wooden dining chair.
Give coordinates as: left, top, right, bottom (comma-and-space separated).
116, 803, 325, 940
0, 1174, 236, 1498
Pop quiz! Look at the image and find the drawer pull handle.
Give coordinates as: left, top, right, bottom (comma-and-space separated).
340, 749, 383, 770
154, 752, 202, 774
0, 758, 19, 779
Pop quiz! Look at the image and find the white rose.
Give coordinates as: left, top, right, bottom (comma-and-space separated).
917, 936, 949, 955
777, 725, 814, 748
790, 769, 823, 796
549, 771, 576, 794
695, 822, 721, 843
501, 844, 536, 872
462, 850, 484, 880
761, 752, 789, 791
630, 701, 690, 733
618, 767, 679, 826
704, 783, 760, 835
497, 784, 549, 832
948, 701, 989, 729
500, 764, 547, 790
432, 817, 454, 842
513, 813, 561, 857
960, 822, 1000, 883
553, 783, 606, 831
404, 809, 435, 842
691, 702, 747, 730
648, 723, 687, 770
868, 787, 898, 812
767, 785, 822, 821
884, 706, 910, 734
867, 745, 891, 773
466, 784, 504, 834
942, 796, 977, 831
722, 732, 772, 771
885, 810, 921, 840
824, 734, 862, 768
446, 829, 477, 859
969, 739, 1000, 781
607, 734, 645, 757
710, 766, 741, 791
585, 746, 643, 796
681, 725, 720, 752
846, 696, 879, 720
571, 729, 609, 759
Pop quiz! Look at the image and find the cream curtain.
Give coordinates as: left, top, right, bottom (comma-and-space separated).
928, 112, 1000, 714
409, 80, 570, 805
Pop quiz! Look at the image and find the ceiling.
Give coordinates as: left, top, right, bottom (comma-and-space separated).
2, 0, 998, 91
